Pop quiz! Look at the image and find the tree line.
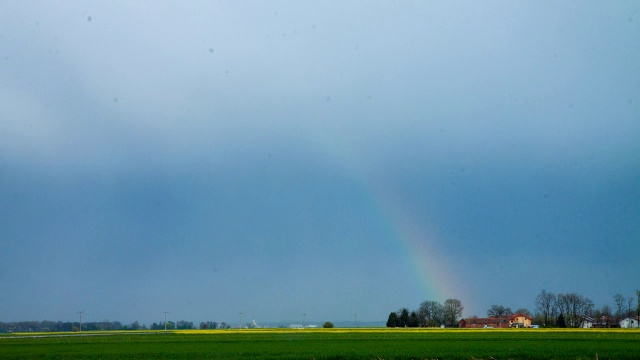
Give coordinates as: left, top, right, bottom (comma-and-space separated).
534, 289, 640, 328
0, 320, 140, 333
0, 319, 234, 333
386, 298, 464, 327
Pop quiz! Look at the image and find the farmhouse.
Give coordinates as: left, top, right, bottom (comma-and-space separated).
619, 317, 639, 328
581, 316, 594, 328
458, 317, 503, 328
459, 313, 532, 328
581, 316, 596, 328
580, 316, 610, 328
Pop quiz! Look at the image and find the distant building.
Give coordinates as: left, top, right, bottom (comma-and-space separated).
581, 316, 595, 328
580, 316, 610, 328
459, 314, 532, 328
508, 314, 532, 328
619, 317, 639, 328
458, 317, 504, 328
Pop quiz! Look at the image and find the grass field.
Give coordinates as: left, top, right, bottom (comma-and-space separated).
1, 328, 639, 359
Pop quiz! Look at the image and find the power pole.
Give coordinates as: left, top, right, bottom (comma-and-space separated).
78, 311, 84, 332
238, 313, 243, 329
302, 313, 307, 327
164, 312, 169, 331
354, 314, 357, 328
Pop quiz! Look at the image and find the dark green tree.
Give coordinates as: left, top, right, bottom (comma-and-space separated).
409, 311, 420, 327
399, 308, 410, 327
176, 320, 193, 329
386, 312, 398, 327
323, 322, 334, 328
557, 313, 566, 328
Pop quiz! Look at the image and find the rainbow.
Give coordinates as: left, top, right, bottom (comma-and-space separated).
311, 134, 466, 304
365, 177, 464, 303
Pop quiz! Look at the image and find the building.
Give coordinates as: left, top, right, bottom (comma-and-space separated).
508, 313, 532, 328
458, 317, 504, 328
580, 316, 610, 328
619, 317, 639, 328
581, 316, 595, 328
459, 314, 532, 328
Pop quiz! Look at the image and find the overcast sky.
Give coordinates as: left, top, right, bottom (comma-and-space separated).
1, 1, 639, 326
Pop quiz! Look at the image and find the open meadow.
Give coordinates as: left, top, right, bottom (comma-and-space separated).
1, 328, 639, 360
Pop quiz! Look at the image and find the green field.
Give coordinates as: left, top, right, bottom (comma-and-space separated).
1, 328, 639, 359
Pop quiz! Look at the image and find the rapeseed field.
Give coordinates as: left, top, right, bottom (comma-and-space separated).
2, 328, 639, 359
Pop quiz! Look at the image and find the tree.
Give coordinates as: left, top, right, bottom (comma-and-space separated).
199, 321, 219, 330
600, 305, 612, 326
556, 292, 594, 328
487, 305, 512, 317
443, 298, 464, 326
637, 290, 640, 321
515, 308, 531, 316
386, 312, 398, 328
580, 296, 595, 324
535, 289, 555, 327
409, 311, 420, 327
613, 293, 625, 322
323, 322, 334, 328
176, 320, 193, 330
556, 293, 570, 326
531, 312, 544, 326
418, 300, 443, 327
557, 313, 566, 328
626, 296, 635, 318
399, 308, 410, 327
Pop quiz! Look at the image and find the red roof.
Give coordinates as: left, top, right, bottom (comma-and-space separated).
463, 318, 503, 325
507, 313, 532, 321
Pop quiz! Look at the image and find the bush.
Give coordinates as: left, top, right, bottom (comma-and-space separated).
323, 322, 334, 328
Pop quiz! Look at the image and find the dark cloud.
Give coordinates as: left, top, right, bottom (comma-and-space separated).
0, 1, 638, 324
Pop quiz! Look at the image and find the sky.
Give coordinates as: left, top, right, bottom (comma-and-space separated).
1, 1, 639, 327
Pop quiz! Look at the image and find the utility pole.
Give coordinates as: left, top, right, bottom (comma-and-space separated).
637, 290, 640, 328
302, 313, 307, 327
238, 313, 243, 329
78, 311, 84, 332
163, 312, 169, 331
354, 314, 357, 328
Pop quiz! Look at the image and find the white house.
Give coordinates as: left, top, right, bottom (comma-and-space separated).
619, 317, 639, 328
580, 316, 595, 328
